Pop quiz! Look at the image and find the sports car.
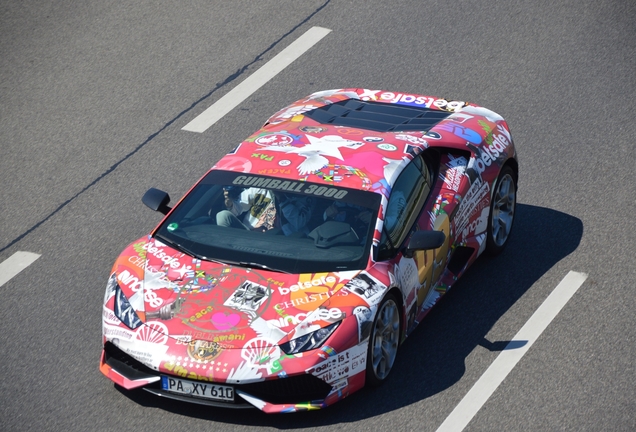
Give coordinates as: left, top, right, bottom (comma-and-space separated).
100, 88, 518, 413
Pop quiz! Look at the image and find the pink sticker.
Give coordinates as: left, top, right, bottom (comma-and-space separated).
211, 312, 241, 330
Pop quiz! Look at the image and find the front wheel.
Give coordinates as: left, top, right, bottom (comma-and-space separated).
486, 166, 517, 255
366, 293, 401, 387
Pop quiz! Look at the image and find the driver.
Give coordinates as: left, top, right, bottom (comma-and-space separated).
216, 186, 277, 231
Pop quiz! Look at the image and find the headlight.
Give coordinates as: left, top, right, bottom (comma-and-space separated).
113, 283, 143, 330
280, 321, 340, 355
104, 273, 118, 303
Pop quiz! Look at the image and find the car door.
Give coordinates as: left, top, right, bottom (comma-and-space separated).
377, 151, 454, 328
412, 211, 450, 310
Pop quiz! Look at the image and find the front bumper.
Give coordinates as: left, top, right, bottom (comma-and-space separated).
100, 342, 334, 412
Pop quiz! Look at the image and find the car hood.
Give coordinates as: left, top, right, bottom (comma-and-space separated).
109, 236, 360, 347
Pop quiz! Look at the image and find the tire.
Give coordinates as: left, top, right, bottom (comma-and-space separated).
486, 165, 517, 255
366, 293, 401, 387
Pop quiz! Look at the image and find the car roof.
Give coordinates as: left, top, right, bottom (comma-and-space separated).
211, 88, 502, 194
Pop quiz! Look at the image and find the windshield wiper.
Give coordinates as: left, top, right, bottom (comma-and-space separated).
217, 258, 290, 274
155, 236, 290, 273
240, 261, 291, 274
154, 234, 208, 261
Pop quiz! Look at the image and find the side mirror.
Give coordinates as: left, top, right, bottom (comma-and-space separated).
402, 230, 446, 258
142, 188, 171, 215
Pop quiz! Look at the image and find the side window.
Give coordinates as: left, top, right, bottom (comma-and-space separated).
378, 155, 432, 259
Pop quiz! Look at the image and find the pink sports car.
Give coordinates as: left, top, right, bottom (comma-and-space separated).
100, 88, 518, 413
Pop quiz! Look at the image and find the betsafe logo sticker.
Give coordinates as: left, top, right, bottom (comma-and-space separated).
358, 89, 467, 111
277, 275, 338, 295
276, 274, 347, 312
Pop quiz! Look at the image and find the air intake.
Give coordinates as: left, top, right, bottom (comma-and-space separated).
304, 99, 452, 132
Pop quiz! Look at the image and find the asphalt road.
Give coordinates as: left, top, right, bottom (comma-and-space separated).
1, 0, 635, 430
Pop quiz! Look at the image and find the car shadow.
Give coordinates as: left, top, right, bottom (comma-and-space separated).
117, 203, 583, 426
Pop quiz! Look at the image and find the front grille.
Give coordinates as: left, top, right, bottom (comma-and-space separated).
104, 341, 158, 381
239, 374, 332, 404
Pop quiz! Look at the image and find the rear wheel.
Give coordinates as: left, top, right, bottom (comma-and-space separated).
486, 166, 517, 255
366, 293, 400, 387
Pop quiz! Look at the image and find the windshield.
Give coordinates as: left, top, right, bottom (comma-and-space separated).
154, 170, 382, 274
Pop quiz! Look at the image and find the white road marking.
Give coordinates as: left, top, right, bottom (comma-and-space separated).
182, 26, 332, 133
436, 271, 588, 432
0, 251, 41, 288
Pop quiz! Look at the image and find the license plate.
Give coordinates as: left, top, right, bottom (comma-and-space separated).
161, 376, 234, 402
